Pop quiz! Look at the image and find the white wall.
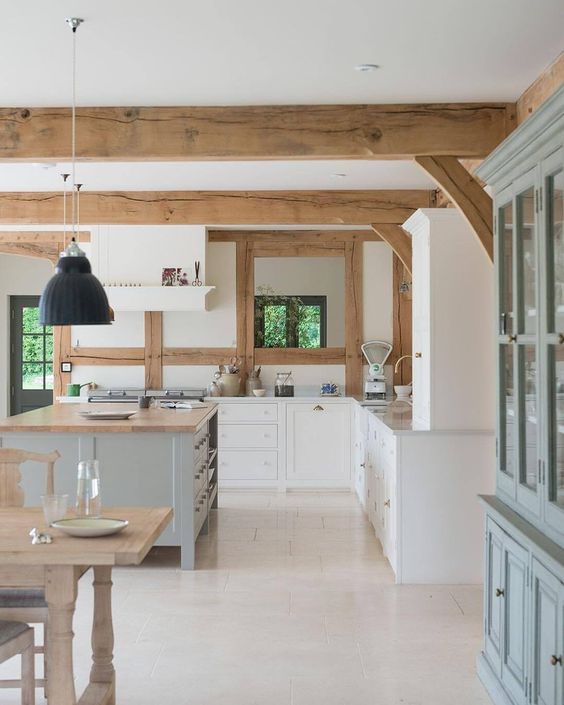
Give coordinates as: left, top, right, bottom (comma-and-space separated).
0, 254, 54, 417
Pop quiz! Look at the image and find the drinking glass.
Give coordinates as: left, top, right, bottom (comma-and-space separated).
41, 494, 69, 526
76, 460, 102, 518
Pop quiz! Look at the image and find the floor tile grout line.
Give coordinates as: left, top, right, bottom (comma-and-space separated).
134, 612, 154, 644
357, 640, 368, 679
148, 642, 166, 679
449, 591, 465, 615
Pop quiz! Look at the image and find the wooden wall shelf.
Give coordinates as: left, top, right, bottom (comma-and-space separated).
104, 286, 215, 312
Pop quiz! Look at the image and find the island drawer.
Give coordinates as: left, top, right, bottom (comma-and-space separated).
218, 403, 278, 423
219, 451, 278, 480
219, 424, 278, 449
194, 486, 207, 536
193, 457, 208, 496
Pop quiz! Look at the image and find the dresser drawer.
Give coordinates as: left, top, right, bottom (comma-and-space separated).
219, 450, 278, 480
218, 403, 278, 423
193, 456, 207, 496
219, 424, 278, 449
194, 485, 207, 536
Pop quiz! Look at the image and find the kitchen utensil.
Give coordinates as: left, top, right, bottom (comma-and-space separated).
51, 517, 128, 538
275, 372, 294, 397
192, 260, 202, 286
209, 381, 221, 397
76, 460, 101, 518
246, 377, 262, 395
219, 372, 241, 397
78, 411, 137, 420
41, 494, 69, 526
66, 382, 91, 397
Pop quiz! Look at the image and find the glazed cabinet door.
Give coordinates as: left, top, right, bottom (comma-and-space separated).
543, 148, 564, 538
531, 558, 563, 705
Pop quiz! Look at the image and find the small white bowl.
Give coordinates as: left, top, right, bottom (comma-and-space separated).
394, 384, 412, 397
252, 389, 266, 397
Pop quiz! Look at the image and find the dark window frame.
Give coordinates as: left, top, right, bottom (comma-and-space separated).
254, 295, 327, 348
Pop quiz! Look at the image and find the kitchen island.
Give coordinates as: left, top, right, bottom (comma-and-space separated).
0, 403, 218, 569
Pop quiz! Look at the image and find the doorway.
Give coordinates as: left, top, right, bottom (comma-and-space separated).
10, 295, 54, 415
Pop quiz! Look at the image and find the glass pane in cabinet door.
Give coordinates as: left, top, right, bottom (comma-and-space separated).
517, 187, 536, 334
499, 203, 514, 335
549, 345, 564, 508
519, 345, 538, 491
500, 344, 515, 478
548, 169, 564, 332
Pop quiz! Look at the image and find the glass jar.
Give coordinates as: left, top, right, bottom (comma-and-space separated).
275, 372, 294, 397
76, 460, 102, 518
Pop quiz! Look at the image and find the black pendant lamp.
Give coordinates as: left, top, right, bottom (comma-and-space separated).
40, 17, 111, 326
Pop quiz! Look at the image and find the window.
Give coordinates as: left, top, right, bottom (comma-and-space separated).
254, 295, 327, 348
21, 306, 54, 390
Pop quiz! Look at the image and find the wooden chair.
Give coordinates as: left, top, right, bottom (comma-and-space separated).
0, 448, 60, 696
0, 621, 34, 705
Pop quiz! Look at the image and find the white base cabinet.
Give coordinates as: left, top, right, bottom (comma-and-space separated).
286, 402, 351, 487
478, 496, 564, 705
357, 405, 495, 583
217, 398, 352, 490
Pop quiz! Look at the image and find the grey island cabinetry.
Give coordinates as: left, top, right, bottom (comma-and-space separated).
0, 403, 219, 569
477, 86, 564, 705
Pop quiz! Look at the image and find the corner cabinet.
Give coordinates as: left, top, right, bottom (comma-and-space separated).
477, 86, 564, 705
477, 86, 564, 546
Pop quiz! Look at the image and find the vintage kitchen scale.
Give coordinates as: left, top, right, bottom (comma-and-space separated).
361, 340, 393, 401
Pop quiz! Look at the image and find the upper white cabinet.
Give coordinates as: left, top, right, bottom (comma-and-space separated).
403, 208, 495, 430
477, 85, 564, 544
286, 402, 351, 486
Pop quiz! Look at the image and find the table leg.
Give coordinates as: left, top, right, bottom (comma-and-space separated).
90, 566, 116, 704
45, 565, 78, 705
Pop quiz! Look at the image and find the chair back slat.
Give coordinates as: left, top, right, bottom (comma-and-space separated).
0, 449, 60, 508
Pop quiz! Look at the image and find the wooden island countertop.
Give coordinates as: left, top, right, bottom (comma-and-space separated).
0, 402, 218, 433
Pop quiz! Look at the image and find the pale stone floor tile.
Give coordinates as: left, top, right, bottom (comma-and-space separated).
0, 491, 488, 705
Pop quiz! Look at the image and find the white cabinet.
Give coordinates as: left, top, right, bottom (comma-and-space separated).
286, 402, 351, 486
353, 404, 368, 508
403, 208, 495, 430
531, 559, 562, 705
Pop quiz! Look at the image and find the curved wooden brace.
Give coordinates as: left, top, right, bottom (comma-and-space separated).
370, 224, 412, 275
414, 155, 493, 261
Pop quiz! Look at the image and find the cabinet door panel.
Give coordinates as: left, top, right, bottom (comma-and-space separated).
532, 559, 560, 705
485, 520, 504, 674
286, 404, 350, 481
502, 535, 529, 704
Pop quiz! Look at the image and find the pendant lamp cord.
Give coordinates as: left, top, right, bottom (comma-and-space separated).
71, 22, 77, 240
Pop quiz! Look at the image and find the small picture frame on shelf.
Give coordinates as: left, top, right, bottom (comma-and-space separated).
178, 270, 190, 286
161, 268, 180, 286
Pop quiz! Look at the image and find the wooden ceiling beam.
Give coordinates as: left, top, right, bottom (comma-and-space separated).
0, 242, 60, 263
0, 103, 514, 161
414, 155, 493, 261
516, 51, 564, 125
0, 231, 90, 243
208, 229, 382, 243
370, 224, 412, 275
0, 190, 433, 225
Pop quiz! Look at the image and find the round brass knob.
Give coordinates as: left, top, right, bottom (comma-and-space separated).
384, 499, 391, 508
507, 334, 517, 343
360, 463, 366, 468
551, 655, 562, 666
495, 588, 504, 597
415, 352, 422, 358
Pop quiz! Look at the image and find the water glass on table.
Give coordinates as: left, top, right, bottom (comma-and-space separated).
41, 494, 69, 526
76, 460, 102, 518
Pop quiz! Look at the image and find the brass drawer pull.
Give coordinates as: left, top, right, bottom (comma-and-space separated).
384, 499, 391, 508
507, 334, 517, 344
313, 404, 324, 411
495, 588, 504, 597
551, 655, 562, 666
414, 352, 422, 358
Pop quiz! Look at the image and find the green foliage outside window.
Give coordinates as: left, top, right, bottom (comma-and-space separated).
21, 307, 53, 390
255, 287, 327, 348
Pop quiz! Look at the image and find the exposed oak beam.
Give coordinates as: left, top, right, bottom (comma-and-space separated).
0, 190, 433, 225
208, 230, 381, 243
0, 103, 514, 161
516, 51, 564, 125
414, 156, 493, 261
371, 224, 412, 275
144, 312, 163, 388
0, 242, 60, 262
69, 348, 145, 365
254, 348, 346, 365
163, 348, 237, 365
0, 231, 90, 243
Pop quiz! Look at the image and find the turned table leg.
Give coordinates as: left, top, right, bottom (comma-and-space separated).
45, 565, 78, 705
90, 566, 116, 703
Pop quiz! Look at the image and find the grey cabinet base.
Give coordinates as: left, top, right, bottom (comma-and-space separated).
477, 653, 518, 705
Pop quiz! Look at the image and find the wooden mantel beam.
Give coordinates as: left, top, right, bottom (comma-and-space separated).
0, 190, 433, 226
371, 224, 412, 274
0, 103, 514, 161
414, 156, 493, 261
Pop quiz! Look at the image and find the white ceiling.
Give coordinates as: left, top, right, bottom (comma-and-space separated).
0, 160, 434, 191
0, 0, 562, 107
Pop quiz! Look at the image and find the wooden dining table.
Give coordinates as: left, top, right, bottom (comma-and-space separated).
0, 506, 173, 705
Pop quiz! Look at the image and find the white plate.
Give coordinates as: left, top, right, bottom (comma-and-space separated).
78, 411, 137, 420
51, 518, 129, 537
